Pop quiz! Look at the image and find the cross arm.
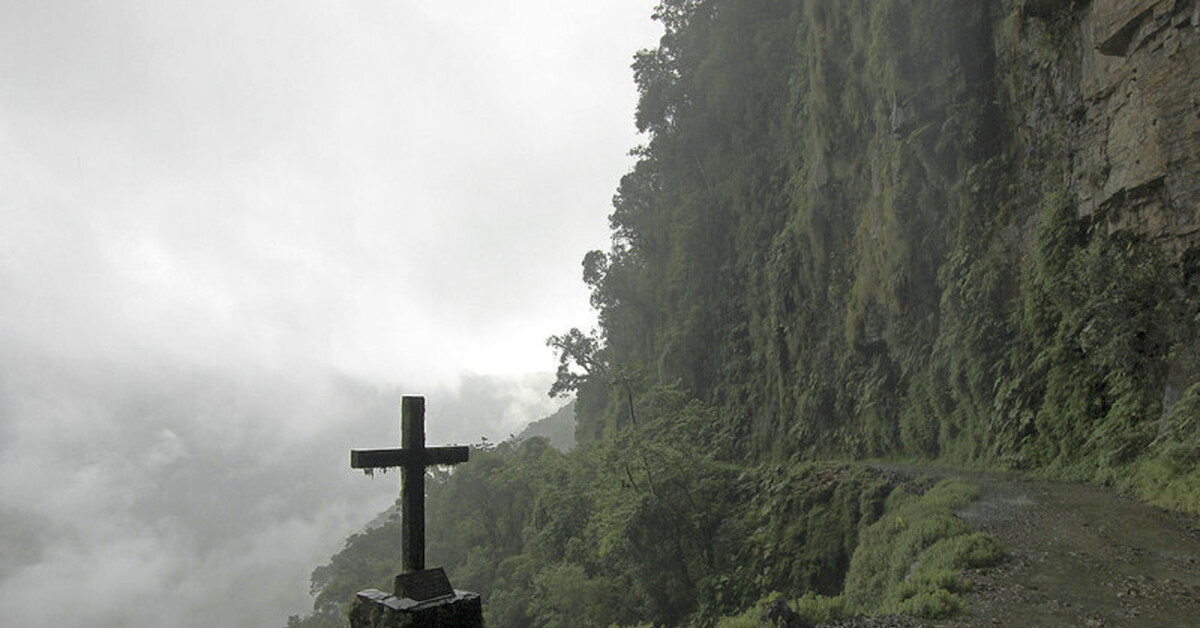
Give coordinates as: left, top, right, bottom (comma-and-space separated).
424, 446, 469, 466
351, 448, 410, 469
350, 446, 470, 470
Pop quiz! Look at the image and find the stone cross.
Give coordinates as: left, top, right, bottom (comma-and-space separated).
351, 395, 469, 573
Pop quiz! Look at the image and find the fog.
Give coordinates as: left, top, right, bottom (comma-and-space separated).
0, 352, 563, 627
0, 1, 659, 626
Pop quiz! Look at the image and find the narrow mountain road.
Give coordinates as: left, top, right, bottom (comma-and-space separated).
876, 465, 1200, 627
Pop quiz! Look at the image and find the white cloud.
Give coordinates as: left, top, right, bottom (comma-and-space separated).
1, 0, 661, 386
0, 360, 409, 628
145, 428, 188, 468
0, 354, 571, 627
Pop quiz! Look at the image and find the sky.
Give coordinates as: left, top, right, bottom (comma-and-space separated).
0, 1, 661, 626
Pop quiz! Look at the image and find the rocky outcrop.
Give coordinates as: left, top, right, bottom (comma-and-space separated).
1071, 0, 1200, 251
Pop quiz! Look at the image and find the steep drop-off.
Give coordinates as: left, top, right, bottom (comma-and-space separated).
573, 0, 1200, 508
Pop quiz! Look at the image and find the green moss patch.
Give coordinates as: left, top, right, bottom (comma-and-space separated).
715, 476, 1003, 626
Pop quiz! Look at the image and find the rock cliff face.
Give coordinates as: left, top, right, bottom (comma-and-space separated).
1034, 0, 1200, 249
1079, 0, 1200, 245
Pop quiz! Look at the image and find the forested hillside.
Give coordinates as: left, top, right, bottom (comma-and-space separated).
291, 1, 1200, 626
292, 413, 1003, 627
564, 0, 1200, 507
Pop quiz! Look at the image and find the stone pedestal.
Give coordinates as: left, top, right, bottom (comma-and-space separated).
349, 588, 482, 628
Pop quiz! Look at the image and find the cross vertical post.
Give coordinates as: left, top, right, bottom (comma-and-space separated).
400, 396, 426, 573
350, 395, 469, 574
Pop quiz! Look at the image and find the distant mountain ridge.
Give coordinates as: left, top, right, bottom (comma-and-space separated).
514, 400, 575, 452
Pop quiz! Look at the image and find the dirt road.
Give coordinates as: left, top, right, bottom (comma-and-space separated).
884, 466, 1200, 627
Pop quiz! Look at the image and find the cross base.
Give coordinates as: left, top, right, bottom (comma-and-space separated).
350, 587, 482, 628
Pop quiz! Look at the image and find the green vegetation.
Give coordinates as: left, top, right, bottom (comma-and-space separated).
841, 479, 1003, 616
713, 478, 1002, 626
290, 395, 996, 627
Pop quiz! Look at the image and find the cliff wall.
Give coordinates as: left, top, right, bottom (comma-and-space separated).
577, 0, 1200, 508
